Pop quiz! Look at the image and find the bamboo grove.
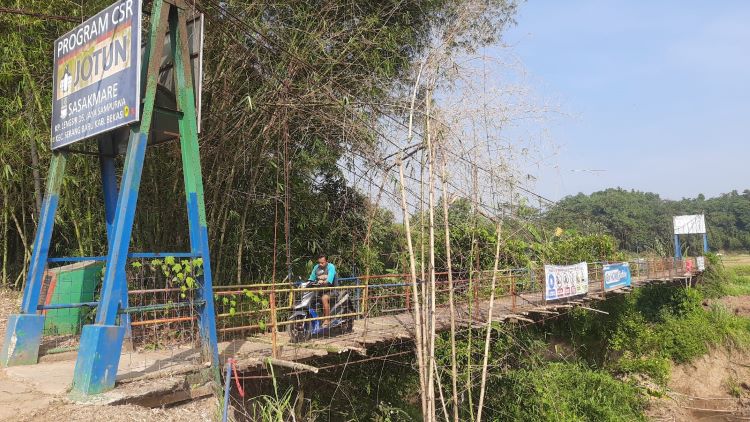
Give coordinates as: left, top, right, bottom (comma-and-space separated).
0, 0, 512, 285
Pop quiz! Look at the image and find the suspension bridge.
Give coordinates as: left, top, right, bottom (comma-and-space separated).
1, 257, 701, 408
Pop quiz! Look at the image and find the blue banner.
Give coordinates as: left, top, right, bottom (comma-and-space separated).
603, 262, 631, 291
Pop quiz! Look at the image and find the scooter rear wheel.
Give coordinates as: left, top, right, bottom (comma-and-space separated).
289, 315, 310, 343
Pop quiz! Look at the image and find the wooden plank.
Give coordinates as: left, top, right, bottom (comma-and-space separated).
528, 309, 558, 315
506, 315, 535, 323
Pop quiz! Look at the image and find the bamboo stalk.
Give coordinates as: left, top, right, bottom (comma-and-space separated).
425, 88, 437, 421
466, 160, 479, 421
2, 184, 8, 287
477, 222, 502, 422
401, 59, 428, 420
399, 156, 428, 419
434, 364, 451, 422
440, 147, 460, 422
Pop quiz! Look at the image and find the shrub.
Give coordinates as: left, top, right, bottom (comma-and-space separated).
613, 354, 670, 385
485, 362, 647, 421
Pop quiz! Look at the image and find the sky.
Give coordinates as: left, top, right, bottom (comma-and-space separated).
500, 0, 750, 201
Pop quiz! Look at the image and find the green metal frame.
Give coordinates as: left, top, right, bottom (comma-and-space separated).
0, 0, 220, 397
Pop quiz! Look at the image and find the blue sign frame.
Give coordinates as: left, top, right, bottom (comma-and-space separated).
51, 0, 142, 150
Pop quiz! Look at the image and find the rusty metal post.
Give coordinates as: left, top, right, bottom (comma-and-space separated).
474, 271, 480, 319
405, 279, 411, 311
511, 272, 516, 312
669, 257, 674, 281
361, 276, 369, 318
270, 287, 278, 358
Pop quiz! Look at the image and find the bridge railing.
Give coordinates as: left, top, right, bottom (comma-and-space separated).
35, 255, 207, 357
32, 256, 701, 351
210, 257, 700, 343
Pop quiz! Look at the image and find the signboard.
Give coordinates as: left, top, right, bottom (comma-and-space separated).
51, 0, 142, 150
603, 262, 631, 291
673, 214, 706, 235
544, 262, 589, 301
155, 13, 204, 133
696, 256, 706, 271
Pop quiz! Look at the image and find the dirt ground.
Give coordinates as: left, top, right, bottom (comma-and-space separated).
647, 346, 750, 421
0, 290, 219, 421
647, 295, 750, 421
710, 295, 750, 319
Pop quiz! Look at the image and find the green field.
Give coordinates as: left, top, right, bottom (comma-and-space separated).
714, 254, 750, 296
721, 254, 750, 268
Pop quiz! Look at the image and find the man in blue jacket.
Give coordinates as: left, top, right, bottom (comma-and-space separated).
308, 254, 336, 326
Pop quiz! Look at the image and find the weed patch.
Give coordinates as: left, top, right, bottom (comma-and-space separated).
486, 362, 647, 421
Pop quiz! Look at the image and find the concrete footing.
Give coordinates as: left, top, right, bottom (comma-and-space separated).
71, 324, 124, 396
0, 314, 45, 367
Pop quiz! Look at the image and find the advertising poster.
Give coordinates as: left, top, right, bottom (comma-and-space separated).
673, 214, 706, 235
544, 262, 589, 301
696, 256, 706, 271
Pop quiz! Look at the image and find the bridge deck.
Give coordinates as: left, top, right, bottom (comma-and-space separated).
220, 273, 687, 372
2, 265, 695, 408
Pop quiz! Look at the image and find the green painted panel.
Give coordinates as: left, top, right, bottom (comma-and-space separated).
44, 261, 102, 335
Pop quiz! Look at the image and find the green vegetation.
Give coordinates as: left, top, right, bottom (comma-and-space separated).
544, 188, 750, 254
440, 323, 649, 421
263, 260, 748, 421
546, 280, 750, 388
699, 254, 750, 298
486, 362, 647, 422
0, 0, 518, 287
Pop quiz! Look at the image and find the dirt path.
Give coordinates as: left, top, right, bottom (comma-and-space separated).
0, 289, 218, 421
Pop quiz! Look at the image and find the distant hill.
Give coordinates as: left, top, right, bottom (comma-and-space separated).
543, 188, 750, 254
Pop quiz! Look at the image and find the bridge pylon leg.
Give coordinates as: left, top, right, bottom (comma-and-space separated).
702, 233, 709, 253
98, 137, 133, 350
170, 4, 220, 379
71, 0, 169, 396
0, 153, 67, 367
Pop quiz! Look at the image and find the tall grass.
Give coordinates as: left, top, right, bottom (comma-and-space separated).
240, 363, 297, 422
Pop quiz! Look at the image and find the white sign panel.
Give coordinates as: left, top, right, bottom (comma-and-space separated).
673, 214, 706, 235
545, 262, 589, 301
696, 256, 706, 271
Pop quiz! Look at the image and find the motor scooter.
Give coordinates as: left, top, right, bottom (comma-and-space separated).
288, 278, 355, 343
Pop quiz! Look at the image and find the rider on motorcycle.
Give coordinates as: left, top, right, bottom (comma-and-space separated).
308, 254, 336, 326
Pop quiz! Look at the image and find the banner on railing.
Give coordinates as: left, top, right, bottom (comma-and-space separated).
545, 262, 588, 301
603, 262, 631, 291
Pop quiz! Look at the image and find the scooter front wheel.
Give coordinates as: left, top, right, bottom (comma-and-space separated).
342, 317, 354, 333
289, 315, 310, 343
